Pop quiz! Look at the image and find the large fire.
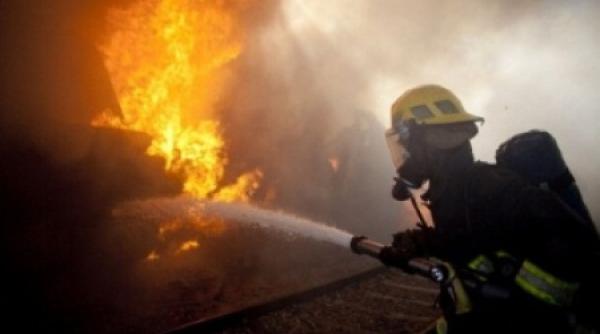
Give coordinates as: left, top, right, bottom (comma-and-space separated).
93, 0, 262, 257
93, 0, 261, 201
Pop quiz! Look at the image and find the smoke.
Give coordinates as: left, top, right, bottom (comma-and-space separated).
0, 1, 394, 331
3, 0, 599, 331
221, 2, 406, 239
225, 0, 600, 229
0, 1, 182, 331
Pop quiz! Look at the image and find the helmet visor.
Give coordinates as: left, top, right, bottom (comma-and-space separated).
385, 128, 410, 170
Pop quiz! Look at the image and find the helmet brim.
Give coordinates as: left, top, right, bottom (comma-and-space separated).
415, 111, 484, 125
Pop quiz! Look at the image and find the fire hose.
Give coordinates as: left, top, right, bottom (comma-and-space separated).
350, 236, 513, 303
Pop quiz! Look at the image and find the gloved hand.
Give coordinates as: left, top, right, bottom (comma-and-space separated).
379, 246, 415, 273
392, 177, 412, 201
392, 228, 435, 256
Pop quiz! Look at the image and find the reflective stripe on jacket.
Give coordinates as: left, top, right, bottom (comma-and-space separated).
467, 252, 579, 307
515, 260, 579, 307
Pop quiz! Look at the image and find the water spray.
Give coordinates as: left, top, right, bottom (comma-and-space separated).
202, 201, 353, 248
206, 201, 449, 283
115, 197, 449, 283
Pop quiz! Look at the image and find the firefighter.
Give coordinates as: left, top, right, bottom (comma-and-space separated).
384, 85, 599, 333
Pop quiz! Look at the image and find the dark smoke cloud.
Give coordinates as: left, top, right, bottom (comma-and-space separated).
0, 0, 181, 228
0, 1, 180, 331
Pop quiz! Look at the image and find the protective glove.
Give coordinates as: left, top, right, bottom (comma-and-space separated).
392, 228, 435, 256
392, 177, 412, 201
379, 246, 415, 273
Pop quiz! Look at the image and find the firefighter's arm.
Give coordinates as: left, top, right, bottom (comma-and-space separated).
392, 226, 438, 257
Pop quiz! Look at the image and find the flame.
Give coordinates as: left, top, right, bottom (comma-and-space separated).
177, 240, 200, 253
328, 157, 340, 173
145, 251, 160, 262
94, 0, 263, 261
93, 0, 261, 200
158, 216, 226, 240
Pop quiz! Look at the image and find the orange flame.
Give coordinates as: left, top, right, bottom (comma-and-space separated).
177, 240, 200, 253
94, 0, 263, 261
93, 0, 261, 201
145, 250, 160, 262
328, 157, 340, 173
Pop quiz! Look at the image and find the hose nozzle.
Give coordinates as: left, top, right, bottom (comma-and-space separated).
350, 235, 449, 284
350, 235, 385, 258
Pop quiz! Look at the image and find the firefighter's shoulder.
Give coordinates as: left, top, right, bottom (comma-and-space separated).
467, 161, 530, 201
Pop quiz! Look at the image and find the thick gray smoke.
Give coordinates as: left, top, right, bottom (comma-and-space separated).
222, 2, 406, 239
228, 0, 600, 229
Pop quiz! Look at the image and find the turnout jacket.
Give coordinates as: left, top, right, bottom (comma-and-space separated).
401, 162, 599, 333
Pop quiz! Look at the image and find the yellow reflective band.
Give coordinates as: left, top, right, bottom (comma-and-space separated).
495, 250, 515, 260
468, 254, 495, 274
436, 317, 448, 334
444, 263, 472, 314
515, 260, 579, 307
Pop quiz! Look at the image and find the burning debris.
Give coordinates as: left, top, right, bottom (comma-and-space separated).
93, 0, 262, 201
90, 0, 272, 261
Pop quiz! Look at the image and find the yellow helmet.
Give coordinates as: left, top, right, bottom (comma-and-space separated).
385, 85, 483, 169
390, 84, 483, 127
